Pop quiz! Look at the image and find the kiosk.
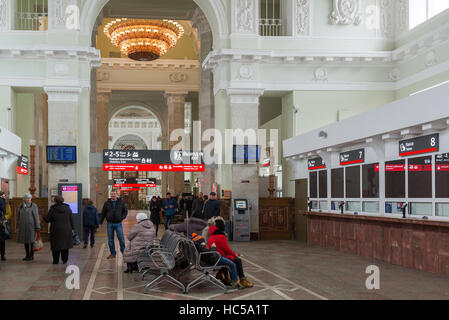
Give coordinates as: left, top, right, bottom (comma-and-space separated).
58, 184, 83, 241
232, 199, 250, 242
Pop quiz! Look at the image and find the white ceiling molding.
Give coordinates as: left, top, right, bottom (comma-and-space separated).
101, 58, 199, 71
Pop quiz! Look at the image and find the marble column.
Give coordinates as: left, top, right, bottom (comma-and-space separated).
165, 91, 187, 196
44, 87, 81, 205
227, 89, 264, 238
193, 9, 215, 195
95, 90, 111, 208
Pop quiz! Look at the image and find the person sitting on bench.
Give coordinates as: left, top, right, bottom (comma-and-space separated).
191, 233, 243, 290
207, 219, 254, 288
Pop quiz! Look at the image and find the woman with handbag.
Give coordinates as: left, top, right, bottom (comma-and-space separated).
43, 196, 74, 264
17, 193, 40, 261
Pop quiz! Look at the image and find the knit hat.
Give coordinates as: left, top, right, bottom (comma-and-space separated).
191, 233, 205, 245
136, 212, 148, 222
215, 219, 225, 232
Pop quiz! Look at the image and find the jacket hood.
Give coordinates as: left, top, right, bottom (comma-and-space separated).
209, 225, 218, 236
139, 219, 154, 229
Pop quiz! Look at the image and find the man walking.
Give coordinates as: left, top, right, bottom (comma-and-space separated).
100, 189, 128, 259
203, 192, 221, 221
191, 192, 204, 219
162, 192, 177, 230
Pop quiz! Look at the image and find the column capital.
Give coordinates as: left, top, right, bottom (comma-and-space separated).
226, 88, 264, 104
44, 86, 82, 103
165, 91, 188, 104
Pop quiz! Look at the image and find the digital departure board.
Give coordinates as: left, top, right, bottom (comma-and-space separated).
17, 155, 29, 175
233, 145, 260, 163
47, 146, 77, 163
340, 149, 365, 166
399, 133, 439, 157
113, 178, 157, 188
308, 157, 326, 170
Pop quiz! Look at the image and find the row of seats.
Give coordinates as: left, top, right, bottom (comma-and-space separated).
136, 230, 230, 294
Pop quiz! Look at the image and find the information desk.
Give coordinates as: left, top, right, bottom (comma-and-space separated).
302, 211, 449, 277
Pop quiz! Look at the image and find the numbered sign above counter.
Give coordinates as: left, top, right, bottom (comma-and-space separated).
308, 157, 326, 170
340, 149, 365, 166
399, 133, 439, 157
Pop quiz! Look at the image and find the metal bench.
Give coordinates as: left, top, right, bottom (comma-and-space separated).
182, 238, 229, 294
136, 230, 186, 293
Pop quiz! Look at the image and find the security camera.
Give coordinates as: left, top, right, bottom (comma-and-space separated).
318, 131, 328, 139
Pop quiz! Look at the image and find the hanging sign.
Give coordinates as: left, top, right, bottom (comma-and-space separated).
308, 157, 326, 170
17, 155, 29, 175
399, 134, 439, 157
340, 149, 365, 166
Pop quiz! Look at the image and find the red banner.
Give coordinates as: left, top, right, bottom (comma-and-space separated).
408, 164, 432, 172
436, 165, 449, 171
17, 167, 29, 175
103, 164, 205, 172
114, 184, 156, 188
385, 164, 406, 172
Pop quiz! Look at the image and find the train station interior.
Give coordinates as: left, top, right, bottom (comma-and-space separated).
1, 0, 449, 301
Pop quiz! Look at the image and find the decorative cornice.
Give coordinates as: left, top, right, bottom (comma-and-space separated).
101, 58, 199, 71
0, 45, 101, 67
226, 88, 264, 104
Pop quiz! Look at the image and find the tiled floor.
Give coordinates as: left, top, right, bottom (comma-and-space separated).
1, 210, 449, 300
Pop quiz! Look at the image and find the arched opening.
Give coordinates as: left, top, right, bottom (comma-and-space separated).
90, 0, 217, 209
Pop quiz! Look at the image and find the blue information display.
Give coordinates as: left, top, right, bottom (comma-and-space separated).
47, 146, 77, 163
233, 145, 260, 163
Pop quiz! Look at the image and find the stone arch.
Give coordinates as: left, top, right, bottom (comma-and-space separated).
111, 133, 150, 150
80, 0, 228, 49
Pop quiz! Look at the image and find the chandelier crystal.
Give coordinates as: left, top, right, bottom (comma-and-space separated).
104, 18, 184, 61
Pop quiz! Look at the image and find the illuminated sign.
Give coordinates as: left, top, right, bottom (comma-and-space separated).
308, 157, 325, 170
399, 134, 439, 157
340, 149, 365, 166
47, 146, 77, 163
113, 178, 157, 188
103, 150, 204, 172
17, 155, 29, 175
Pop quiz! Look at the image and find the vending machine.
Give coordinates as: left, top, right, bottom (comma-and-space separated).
232, 199, 250, 242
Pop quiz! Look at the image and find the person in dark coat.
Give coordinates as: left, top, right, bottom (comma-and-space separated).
149, 196, 161, 237
191, 192, 204, 219
0, 191, 7, 261
82, 199, 99, 249
43, 196, 75, 264
203, 192, 221, 221
100, 189, 128, 259
17, 193, 40, 261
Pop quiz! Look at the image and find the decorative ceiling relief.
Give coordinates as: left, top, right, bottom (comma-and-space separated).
169, 73, 188, 83
426, 50, 438, 67
235, 0, 256, 33
329, 0, 362, 26
51, 0, 78, 29
396, 0, 409, 35
238, 65, 255, 80
313, 67, 328, 81
296, 0, 310, 36
389, 68, 401, 81
380, 0, 393, 38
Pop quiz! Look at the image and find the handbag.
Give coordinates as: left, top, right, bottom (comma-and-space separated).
72, 231, 81, 246
33, 230, 44, 252
0, 219, 12, 240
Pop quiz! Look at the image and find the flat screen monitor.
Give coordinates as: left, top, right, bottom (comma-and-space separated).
234, 200, 248, 210
47, 146, 77, 164
61, 185, 80, 214
233, 145, 260, 163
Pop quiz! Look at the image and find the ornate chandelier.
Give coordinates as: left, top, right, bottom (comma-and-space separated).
104, 18, 184, 61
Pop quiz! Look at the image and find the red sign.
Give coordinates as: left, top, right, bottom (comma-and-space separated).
408, 164, 432, 172
436, 165, 449, 171
114, 184, 156, 188
103, 164, 205, 172
17, 167, 29, 175
385, 164, 406, 172
62, 186, 78, 192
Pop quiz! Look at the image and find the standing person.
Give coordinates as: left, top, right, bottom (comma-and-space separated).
43, 196, 75, 264
162, 192, 177, 230
82, 199, 99, 249
203, 192, 221, 221
149, 196, 161, 237
192, 192, 204, 219
16, 194, 40, 261
0, 192, 7, 261
100, 189, 128, 259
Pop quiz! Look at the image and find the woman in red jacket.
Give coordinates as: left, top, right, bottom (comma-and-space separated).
207, 219, 254, 288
